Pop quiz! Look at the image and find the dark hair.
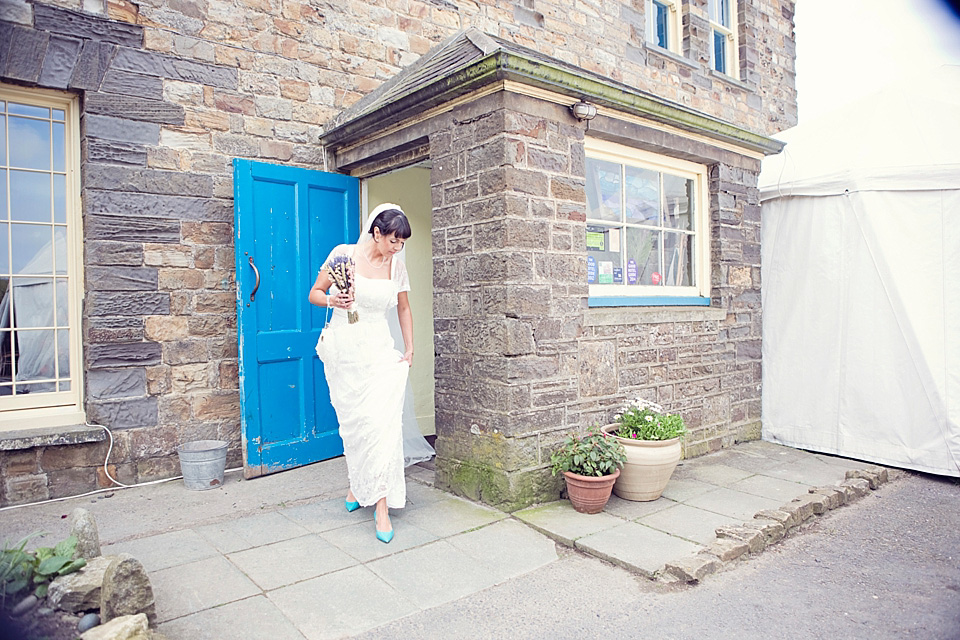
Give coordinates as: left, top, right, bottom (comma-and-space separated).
370, 208, 412, 240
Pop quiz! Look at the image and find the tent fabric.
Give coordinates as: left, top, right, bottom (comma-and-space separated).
759, 65, 960, 477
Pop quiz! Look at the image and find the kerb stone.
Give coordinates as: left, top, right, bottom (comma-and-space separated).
663, 554, 721, 583
703, 537, 750, 561
715, 525, 765, 554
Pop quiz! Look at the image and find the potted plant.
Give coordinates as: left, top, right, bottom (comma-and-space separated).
549, 426, 627, 514
602, 397, 687, 501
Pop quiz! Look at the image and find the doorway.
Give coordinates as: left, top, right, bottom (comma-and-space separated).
363, 165, 436, 438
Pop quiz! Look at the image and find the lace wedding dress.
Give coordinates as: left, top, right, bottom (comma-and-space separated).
315, 245, 411, 509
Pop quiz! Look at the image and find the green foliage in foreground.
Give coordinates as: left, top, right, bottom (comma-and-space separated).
0, 534, 86, 606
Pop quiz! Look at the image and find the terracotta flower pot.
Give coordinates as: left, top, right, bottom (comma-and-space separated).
602, 424, 681, 501
562, 468, 620, 514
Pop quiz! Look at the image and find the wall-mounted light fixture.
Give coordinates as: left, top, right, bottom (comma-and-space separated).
569, 100, 598, 121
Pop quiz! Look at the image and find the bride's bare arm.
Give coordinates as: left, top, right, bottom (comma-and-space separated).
397, 291, 414, 365
308, 270, 351, 308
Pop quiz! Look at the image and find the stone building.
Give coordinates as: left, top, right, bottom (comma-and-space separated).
0, 0, 795, 508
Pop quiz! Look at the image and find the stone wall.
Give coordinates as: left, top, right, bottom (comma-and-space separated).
432, 92, 765, 511
0, 0, 793, 505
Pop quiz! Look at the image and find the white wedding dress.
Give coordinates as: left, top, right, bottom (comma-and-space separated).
315, 245, 411, 509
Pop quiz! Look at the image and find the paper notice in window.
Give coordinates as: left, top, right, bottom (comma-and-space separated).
599, 261, 613, 284
608, 228, 620, 252
586, 231, 605, 251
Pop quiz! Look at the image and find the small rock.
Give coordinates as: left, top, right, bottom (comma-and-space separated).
663, 554, 722, 583
715, 525, 766, 553
10, 594, 39, 617
78, 612, 101, 633
704, 537, 750, 561
840, 477, 871, 498
100, 554, 157, 625
80, 613, 149, 640
49, 555, 113, 613
70, 508, 102, 559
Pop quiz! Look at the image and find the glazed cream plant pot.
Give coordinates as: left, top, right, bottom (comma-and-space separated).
602, 424, 681, 501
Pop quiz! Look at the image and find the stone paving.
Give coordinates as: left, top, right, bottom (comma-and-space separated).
516, 440, 889, 581
0, 440, 892, 639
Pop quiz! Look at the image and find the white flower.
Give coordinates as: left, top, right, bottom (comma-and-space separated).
645, 415, 654, 422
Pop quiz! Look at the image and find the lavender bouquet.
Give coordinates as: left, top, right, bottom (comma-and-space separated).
324, 254, 358, 324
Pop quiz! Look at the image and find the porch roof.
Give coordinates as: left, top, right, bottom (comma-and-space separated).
319, 28, 784, 156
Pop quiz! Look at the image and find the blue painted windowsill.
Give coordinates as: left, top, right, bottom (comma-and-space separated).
588, 296, 712, 308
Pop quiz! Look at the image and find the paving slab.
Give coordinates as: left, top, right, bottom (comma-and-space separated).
194, 511, 311, 552
602, 494, 677, 520
728, 474, 810, 502
102, 529, 220, 572
514, 501, 623, 546
158, 595, 306, 640
319, 518, 438, 563
227, 534, 358, 590
446, 518, 558, 582
366, 539, 500, 609
277, 497, 370, 534
756, 459, 854, 486
658, 477, 718, 502
392, 496, 507, 538
576, 522, 702, 577
638, 503, 741, 544
684, 487, 784, 521
681, 462, 754, 486
151, 555, 261, 623
403, 480, 450, 507
268, 565, 419, 640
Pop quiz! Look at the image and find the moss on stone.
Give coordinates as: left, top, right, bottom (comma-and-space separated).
437, 457, 563, 512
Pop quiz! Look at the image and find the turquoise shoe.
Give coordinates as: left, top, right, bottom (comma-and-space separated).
375, 526, 394, 544
345, 499, 360, 512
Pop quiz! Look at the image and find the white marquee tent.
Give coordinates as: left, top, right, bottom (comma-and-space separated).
758, 65, 960, 477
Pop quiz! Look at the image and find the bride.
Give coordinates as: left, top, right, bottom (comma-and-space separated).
309, 203, 430, 544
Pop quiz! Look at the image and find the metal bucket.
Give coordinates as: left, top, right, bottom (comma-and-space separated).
177, 440, 228, 491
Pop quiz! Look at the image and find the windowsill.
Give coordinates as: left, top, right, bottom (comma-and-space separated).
584, 304, 726, 326
644, 44, 699, 70
0, 423, 105, 451
708, 69, 755, 92
588, 295, 711, 307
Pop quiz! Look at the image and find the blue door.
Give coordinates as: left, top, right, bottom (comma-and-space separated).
234, 159, 359, 478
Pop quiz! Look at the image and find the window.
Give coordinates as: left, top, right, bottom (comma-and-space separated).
646, 0, 682, 54
708, 0, 739, 77
585, 140, 710, 306
0, 85, 83, 429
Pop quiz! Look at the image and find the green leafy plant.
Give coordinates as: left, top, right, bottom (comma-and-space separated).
550, 426, 626, 477
613, 397, 687, 441
0, 534, 86, 606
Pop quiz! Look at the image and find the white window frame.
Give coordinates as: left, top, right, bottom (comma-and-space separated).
646, 0, 683, 54
708, 0, 740, 78
585, 138, 710, 305
0, 84, 84, 430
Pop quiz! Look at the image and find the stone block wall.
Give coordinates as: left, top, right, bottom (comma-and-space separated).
432, 91, 765, 510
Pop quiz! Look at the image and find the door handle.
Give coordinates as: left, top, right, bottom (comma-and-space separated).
248, 256, 260, 302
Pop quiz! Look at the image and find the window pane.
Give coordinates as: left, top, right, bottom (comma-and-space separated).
53, 175, 65, 224
663, 231, 694, 286
663, 174, 694, 230
0, 170, 6, 220
55, 278, 68, 326
0, 116, 5, 165
586, 224, 624, 284
10, 170, 51, 222
586, 158, 622, 222
624, 165, 659, 225
11, 277, 55, 328
0, 101, 5, 112
0, 225, 6, 275
52, 109, 65, 122
9, 117, 51, 170
654, 1, 668, 48
0, 329, 9, 387
8, 103, 49, 118
713, 30, 727, 73
11, 224, 52, 274
52, 123, 65, 172
14, 328, 57, 391
626, 227, 662, 285
54, 226, 67, 274
57, 328, 69, 380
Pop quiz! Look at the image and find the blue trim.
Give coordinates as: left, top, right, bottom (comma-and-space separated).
588, 296, 712, 308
